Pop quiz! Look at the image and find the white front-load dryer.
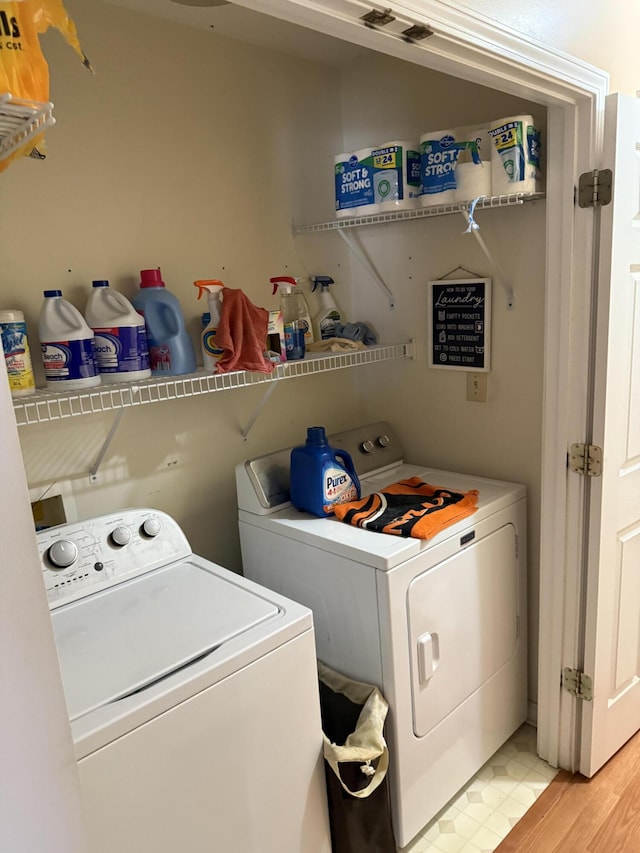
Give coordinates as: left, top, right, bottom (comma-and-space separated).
236, 422, 527, 848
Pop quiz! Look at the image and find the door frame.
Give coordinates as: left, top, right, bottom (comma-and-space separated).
229, 0, 610, 771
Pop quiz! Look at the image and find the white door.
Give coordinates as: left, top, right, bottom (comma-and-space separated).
580, 93, 640, 775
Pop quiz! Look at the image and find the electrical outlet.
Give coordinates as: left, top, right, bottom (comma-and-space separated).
467, 372, 488, 402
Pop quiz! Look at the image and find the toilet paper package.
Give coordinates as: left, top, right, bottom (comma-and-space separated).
334, 148, 377, 218
488, 115, 542, 194
371, 140, 421, 212
419, 130, 481, 207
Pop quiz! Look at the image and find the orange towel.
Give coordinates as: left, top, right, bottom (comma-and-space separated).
215, 287, 275, 374
333, 477, 479, 540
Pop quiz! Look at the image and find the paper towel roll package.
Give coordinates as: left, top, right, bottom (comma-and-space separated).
453, 161, 491, 202
453, 126, 491, 202
419, 129, 459, 207
334, 147, 377, 218
488, 115, 542, 194
466, 126, 492, 164
371, 140, 421, 212
420, 129, 486, 206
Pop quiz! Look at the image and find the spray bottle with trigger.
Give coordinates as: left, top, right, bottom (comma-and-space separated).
194, 279, 225, 372
270, 275, 313, 361
311, 275, 343, 341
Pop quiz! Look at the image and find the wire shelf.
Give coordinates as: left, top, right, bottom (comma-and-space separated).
295, 192, 545, 233
13, 342, 414, 426
0, 94, 55, 161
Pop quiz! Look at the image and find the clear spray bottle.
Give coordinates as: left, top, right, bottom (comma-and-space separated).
311, 275, 343, 340
270, 275, 313, 361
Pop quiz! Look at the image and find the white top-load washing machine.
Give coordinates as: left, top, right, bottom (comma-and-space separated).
37, 508, 331, 853
236, 422, 528, 848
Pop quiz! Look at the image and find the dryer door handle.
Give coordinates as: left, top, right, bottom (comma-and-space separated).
417, 632, 439, 683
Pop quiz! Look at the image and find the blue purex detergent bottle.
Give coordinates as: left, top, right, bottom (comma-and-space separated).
290, 426, 361, 518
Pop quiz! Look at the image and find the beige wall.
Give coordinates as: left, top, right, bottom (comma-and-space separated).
3, 0, 362, 570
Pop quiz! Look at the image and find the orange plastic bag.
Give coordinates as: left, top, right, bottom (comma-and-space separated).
0, 0, 91, 172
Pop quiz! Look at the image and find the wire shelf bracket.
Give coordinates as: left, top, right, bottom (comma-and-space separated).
89, 409, 126, 482
241, 381, 281, 440
461, 204, 515, 309
336, 228, 396, 310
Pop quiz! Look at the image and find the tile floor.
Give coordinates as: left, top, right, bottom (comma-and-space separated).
400, 724, 559, 853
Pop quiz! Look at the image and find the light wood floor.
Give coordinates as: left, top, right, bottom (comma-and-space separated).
495, 729, 640, 852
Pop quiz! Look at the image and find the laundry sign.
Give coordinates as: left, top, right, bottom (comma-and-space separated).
427, 278, 491, 371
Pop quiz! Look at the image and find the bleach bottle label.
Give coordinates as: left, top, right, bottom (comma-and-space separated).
92, 326, 150, 374
41, 338, 98, 382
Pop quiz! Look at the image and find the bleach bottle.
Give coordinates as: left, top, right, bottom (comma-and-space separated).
85, 280, 151, 383
311, 275, 343, 340
290, 426, 361, 517
270, 275, 314, 360
132, 269, 197, 376
39, 290, 101, 391
194, 279, 224, 372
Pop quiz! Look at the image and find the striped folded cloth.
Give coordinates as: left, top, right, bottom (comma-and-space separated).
333, 477, 479, 540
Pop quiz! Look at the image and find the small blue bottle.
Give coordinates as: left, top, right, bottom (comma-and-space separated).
290, 426, 361, 517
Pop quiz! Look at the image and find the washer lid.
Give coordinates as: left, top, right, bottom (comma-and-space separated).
51, 560, 280, 721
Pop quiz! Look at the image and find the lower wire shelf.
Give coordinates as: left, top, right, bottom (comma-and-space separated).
13, 341, 414, 426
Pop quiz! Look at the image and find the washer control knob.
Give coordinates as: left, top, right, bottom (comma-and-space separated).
376, 434, 391, 448
111, 526, 131, 547
142, 517, 161, 538
48, 540, 78, 569
360, 440, 374, 454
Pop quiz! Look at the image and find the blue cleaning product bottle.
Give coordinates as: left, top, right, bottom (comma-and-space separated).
290, 426, 361, 518
132, 268, 197, 376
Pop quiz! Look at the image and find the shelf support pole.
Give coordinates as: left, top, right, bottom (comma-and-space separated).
336, 229, 396, 309
89, 409, 126, 482
241, 380, 280, 440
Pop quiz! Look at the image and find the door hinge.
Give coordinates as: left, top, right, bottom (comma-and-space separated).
562, 667, 593, 701
578, 168, 612, 208
361, 8, 396, 26
569, 443, 602, 477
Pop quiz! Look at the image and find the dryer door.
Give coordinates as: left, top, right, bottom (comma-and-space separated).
408, 523, 520, 737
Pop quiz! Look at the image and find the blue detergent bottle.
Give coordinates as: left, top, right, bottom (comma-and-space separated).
290, 426, 361, 517
132, 269, 197, 376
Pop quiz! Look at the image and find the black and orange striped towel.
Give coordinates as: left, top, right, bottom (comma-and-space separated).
333, 477, 479, 540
